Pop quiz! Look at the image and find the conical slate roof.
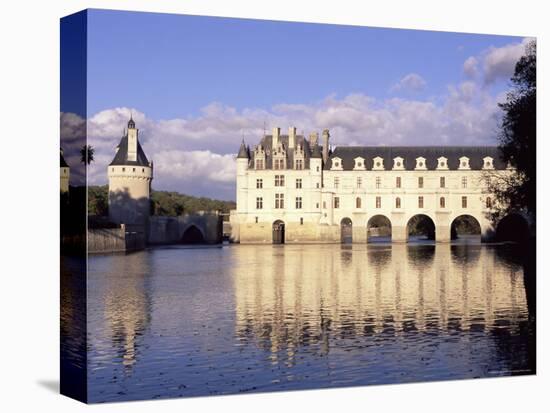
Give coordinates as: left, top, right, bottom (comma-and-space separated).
310, 144, 322, 158
237, 141, 249, 158
109, 134, 150, 166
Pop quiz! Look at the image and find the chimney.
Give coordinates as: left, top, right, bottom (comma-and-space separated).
272, 127, 280, 147
288, 126, 296, 149
322, 129, 330, 162
309, 131, 319, 146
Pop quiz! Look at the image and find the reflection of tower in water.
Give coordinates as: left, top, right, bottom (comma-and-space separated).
101, 252, 153, 373
233, 244, 529, 365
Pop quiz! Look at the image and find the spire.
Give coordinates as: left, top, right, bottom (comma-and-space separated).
237, 139, 249, 158
128, 112, 135, 129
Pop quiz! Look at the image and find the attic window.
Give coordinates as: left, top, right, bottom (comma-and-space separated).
376, 162, 381, 167
459, 156, 471, 170
483, 156, 494, 170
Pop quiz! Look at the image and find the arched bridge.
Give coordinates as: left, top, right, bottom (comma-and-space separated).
149, 212, 223, 245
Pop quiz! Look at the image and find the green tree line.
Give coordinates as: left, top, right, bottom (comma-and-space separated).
87, 185, 236, 218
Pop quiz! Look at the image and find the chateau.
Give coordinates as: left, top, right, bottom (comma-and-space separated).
229, 127, 510, 244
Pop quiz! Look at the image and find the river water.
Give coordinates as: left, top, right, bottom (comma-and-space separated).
81, 242, 535, 402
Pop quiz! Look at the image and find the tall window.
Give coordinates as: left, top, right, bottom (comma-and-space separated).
462, 176, 467, 188
295, 197, 302, 209
376, 176, 381, 189
255, 216, 258, 223
334, 197, 340, 209
256, 197, 263, 209
255, 159, 264, 169
396, 176, 401, 188
357, 177, 362, 188
256, 178, 263, 189
275, 175, 285, 187
300, 217, 304, 225
395, 197, 401, 208
486, 196, 492, 209
440, 176, 445, 188
440, 197, 446, 208
274, 158, 285, 170
376, 196, 381, 208
296, 178, 302, 189
418, 176, 424, 189
462, 196, 468, 208
334, 177, 340, 189
356, 197, 362, 208
295, 159, 303, 170
418, 196, 424, 208
275, 193, 284, 209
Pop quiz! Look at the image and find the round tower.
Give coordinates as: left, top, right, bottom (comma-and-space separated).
107, 116, 153, 227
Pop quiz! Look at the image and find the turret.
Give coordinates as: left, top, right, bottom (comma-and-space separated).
127, 115, 138, 162
322, 129, 330, 163
60, 148, 70, 194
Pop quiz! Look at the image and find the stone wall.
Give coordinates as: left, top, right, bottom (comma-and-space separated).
88, 224, 146, 253
149, 213, 223, 245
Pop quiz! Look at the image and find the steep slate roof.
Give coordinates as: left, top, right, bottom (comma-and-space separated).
237, 141, 249, 158
109, 135, 150, 166
326, 146, 506, 170
249, 134, 316, 169
60, 150, 69, 167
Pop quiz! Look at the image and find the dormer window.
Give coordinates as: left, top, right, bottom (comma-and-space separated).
393, 157, 404, 170
482, 156, 494, 170
459, 156, 470, 170
372, 156, 384, 171
415, 157, 427, 170
331, 157, 343, 171
353, 157, 365, 170
436, 156, 448, 170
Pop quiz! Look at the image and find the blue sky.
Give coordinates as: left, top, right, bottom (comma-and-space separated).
67, 9, 530, 200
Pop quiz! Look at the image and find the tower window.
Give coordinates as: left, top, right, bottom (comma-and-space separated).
440, 176, 445, 188
440, 197, 446, 208
334, 197, 340, 209
376, 196, 381, 208
133, 168, 136, 172
356, 197, 362, 208
122, 167, 125, 172
395, 197, 401, 209
142, 168, 145, 172
396, 177, 401, 188
418, 176, 424, 189
462, 196, 468, 208
296, 197, 303, 209
418, 196, 424, 208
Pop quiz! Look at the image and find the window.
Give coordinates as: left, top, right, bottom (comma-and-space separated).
396, 177, 401, 188
418, 196, 424, 208
356, 197, 362, 208
132, 168, 136, 172
111, 168, 114, 172
440, 197, 446, 208
316, 182, 320, 188
462, 176, 467, 189
418, 176, 424, 189
322, 201, 326, 209
376, 196, 381, 208
255, 216, 258, 223
295, 159, 303, 170
142, 168, 145, 173
122, 167, 126, 172
316, 203, 319, 209
274, 158, 285, 170
256, 178, 263, 189
334, 197, 340, 209
256, 197, 263, 209
395, 197, 401, 209
300, 217, 304, 225
275, 193, 284, 209
376, 176, 381, 189
316, 166, 320, 172
296, 178, 302, 189
296, 197, 303, 209
440, 176, 445, 188
486, 197, 492, 209
334, 177, 339, 189
357, 177, 362, 188
255, 159, 264, 169
275, 175, 285, 187
462, 196, 468, 208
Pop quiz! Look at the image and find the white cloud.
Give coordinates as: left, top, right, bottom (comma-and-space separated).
390, 73, 427, 93
463, 56, 478, 78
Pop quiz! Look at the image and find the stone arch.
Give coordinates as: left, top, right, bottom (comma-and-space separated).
367, 214, 392, 243
406, 214, 435, 242
450, 214, 482, 242
340, 217, 353, 244
496, 213, 530, 242
181, 224, 206, 244
272, 220, 285, 244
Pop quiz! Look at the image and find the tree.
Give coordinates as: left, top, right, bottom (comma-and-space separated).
80, 144, 95, 165
486, 40, 536, 223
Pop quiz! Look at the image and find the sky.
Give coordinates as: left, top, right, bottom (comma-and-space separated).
61, 9, 531, 201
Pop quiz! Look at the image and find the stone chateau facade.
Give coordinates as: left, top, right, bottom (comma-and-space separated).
229, 127, 510, 243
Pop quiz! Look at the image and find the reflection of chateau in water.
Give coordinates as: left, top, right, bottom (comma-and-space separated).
233, 244, 528, 363
88, 252, 152, 373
